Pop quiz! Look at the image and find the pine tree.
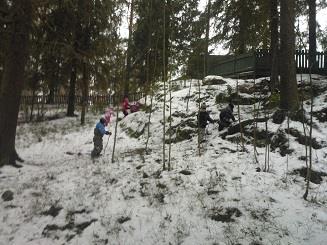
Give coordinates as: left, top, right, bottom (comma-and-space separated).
211, 0, 270, 54
0, 0, 32, 167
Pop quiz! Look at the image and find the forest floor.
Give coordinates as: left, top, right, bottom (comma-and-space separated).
1, 75, 327, 245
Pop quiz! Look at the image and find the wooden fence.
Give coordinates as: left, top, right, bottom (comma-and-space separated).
20, 93, 145, 106
207, 49, 327, 78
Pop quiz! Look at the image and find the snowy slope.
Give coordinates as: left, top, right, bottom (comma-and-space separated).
1, 75, 327, 245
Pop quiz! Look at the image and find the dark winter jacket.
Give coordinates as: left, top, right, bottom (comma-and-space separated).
198, 110, 214, 128
95, 122, 106, 137
219, 105, 235, 123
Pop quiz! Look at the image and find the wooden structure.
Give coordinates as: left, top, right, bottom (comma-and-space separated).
206, 49, 327, 78
20, 93, 144, 106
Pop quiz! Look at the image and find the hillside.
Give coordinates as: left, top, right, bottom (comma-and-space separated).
1, 75, 327, 245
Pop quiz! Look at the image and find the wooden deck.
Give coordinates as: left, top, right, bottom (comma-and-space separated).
206, 49, 327, 78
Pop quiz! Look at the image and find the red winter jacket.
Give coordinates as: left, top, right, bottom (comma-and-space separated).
122, 98, 130, 110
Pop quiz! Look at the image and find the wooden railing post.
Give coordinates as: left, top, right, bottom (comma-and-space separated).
324, 51, 327, 75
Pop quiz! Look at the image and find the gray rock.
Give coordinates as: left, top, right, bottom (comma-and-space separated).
2, 190, 14, 201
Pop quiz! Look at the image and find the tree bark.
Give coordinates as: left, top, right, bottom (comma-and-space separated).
270, 0, 279, 89
67, 57, 77, 116
0, 0, 32, 167
162, 0, 167, 170
124, 0, 135, 97
280, 0, 299, 111
204, 0, 211, 76
308, 0, 317, 71
237, 1, 248, 54
80, 61, 89, 125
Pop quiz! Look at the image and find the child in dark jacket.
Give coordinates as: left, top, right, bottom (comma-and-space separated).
219, 103, 236, 131
91, 118, 111, 158
198, 103, 214, 142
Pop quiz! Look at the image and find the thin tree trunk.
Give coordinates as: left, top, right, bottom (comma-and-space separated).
145, 59, 152, 154
67, 58, 77, 117
168, 73, 172, 171
0, 0, 32, 167
236, 78, 244, 151
300, 75, 308, 169
145, 0, 154, 155
264, 110, 269, 171
80, 62, 89, 125
186, 79, 192, 112
303, 72, 313, 200
111, 104, 120, 163
145, 84, 154, 154
162, 0, 167, 170
253, 75, 258, 164
197, 79, 201, 156
29, 87, 36, 122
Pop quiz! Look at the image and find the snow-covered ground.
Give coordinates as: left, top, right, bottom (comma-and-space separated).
1, 75, 327, 245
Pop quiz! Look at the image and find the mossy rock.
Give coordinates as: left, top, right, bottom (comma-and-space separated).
243, 126, 274, 142
120, 112, 149, 138
292, 167, 327, 184
216, 92, 257, 105
215, 93, 230, 104
272, 109, 286, 124
165, 128, 196, 144
270, 130, 287, 151
203, 77, 227, 86
286, 128, 323, 149
270, 129, 295, 156
125, 124, 147, 138
208, 207, 242, 223
312, 107, 327, 122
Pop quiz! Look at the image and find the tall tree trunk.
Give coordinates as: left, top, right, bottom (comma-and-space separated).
67, 58, 77, 116
0, 0, 32, 167
162, 0, 167, 170
237, 1, 248, 54
308, 0, 317, 71
270, 0, 279, 90
165, 0, 171, 76
80, 61, 89, 125
111, 104, 120, 163
204, 0, 211, 76
124, 0, 135, 97
280, 0, 299, 111
79, 1, 91, 125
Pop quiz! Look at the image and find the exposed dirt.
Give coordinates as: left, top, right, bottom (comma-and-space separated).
209, 207, 242, 223
292, 167, 327, 184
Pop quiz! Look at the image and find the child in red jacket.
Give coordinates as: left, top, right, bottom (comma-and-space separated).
122, 96, 130, 117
